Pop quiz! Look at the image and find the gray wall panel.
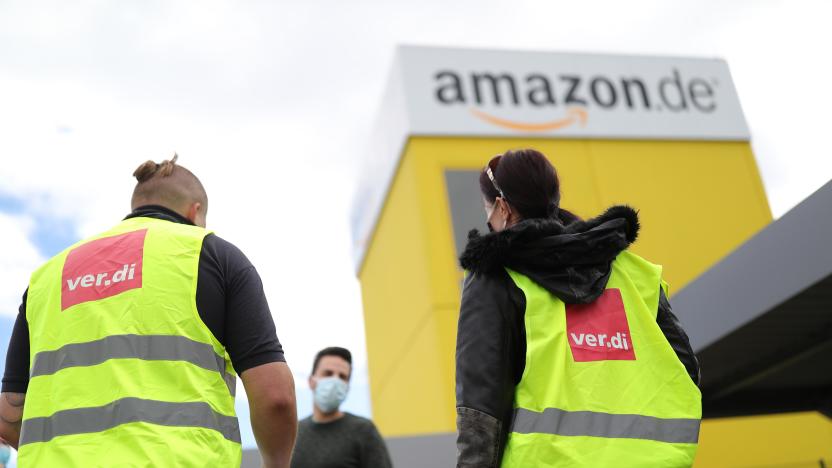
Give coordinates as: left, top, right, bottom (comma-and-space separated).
386, 432, 457, 468
673, 179, 832, 351
445, 170, 489, 259
241, 433, 457, 468
241, 449, 261, 467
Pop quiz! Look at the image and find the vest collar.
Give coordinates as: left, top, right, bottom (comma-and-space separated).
125, 205, 195, 226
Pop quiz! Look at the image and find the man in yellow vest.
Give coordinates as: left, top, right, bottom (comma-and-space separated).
455, 149, 701, 467
0, 156, 298, 467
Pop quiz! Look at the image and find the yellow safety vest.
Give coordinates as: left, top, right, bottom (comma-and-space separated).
18, 217, 241, 467
500, 251, 701, 468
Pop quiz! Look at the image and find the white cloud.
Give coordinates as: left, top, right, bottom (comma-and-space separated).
0, 213, 44, 317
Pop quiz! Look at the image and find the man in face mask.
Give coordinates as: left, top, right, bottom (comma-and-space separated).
290, 347, 393, 468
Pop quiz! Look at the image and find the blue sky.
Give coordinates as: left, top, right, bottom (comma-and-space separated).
0, 190, 81, 398
0, 193, 79, 259
0, 317, 14, 381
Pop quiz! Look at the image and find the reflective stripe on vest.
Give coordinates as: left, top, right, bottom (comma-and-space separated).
20, 397, 241, 446
511, 407, 700, 444
29, 334, 236, 396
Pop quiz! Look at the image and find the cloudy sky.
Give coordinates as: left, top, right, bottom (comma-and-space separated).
1, 0, 830, 452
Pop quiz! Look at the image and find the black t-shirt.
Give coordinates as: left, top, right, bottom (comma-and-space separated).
1, 205, 285, 393
291, 413, 393, 468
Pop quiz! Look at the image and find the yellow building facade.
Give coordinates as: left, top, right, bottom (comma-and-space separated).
352, 46, 831, 466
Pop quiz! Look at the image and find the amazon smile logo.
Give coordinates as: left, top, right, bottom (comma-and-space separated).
433, 69, 719, 133
471, 107, 588, 132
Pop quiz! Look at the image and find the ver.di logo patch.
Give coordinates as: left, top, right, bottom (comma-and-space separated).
61, 229, 147, 311
565, 288, 636, 362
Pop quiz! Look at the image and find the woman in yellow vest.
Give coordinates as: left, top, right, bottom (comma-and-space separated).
455, 149, 702, 468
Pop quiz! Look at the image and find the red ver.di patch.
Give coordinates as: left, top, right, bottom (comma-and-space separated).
61, 229, 148, 311
565, 288, 636, 361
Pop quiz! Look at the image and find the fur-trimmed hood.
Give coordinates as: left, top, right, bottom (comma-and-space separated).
459, 205, 640, 304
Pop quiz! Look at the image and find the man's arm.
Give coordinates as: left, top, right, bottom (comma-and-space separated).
198, 237, 296, 465
0, 290, 31, 448
0, 392, 25, 448
241, 362, 297, 468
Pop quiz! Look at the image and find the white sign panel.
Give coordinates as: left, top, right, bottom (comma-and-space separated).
398, 46, 749, 140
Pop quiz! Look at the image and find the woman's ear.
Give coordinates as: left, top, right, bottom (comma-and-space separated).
498, 197, 512, 218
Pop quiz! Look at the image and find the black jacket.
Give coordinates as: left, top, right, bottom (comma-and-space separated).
454, 206, 700, 468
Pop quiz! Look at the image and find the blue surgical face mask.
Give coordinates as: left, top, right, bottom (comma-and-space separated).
314, 376, 349, 413
0, 443, 10, 464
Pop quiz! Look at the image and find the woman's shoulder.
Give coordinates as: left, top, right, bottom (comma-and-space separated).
462, 267, 513, 293
615, 249, 663, 273
462, 268, 526, 318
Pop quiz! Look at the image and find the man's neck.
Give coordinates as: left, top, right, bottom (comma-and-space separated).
312, 406, 345, 424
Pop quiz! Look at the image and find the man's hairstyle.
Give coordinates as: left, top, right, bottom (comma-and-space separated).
311, 347, 352, 376
131, 154, 208, 213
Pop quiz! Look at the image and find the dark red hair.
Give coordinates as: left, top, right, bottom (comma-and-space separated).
479, 148, 579, 224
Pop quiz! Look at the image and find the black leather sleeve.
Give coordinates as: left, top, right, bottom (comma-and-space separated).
455, 270, 525, 468
656, 288, 701, 386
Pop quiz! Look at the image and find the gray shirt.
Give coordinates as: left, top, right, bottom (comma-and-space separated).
291, 413, 393, 468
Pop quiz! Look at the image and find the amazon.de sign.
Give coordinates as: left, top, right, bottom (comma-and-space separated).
398, 46, 749, 140
351, 45, 754, 270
